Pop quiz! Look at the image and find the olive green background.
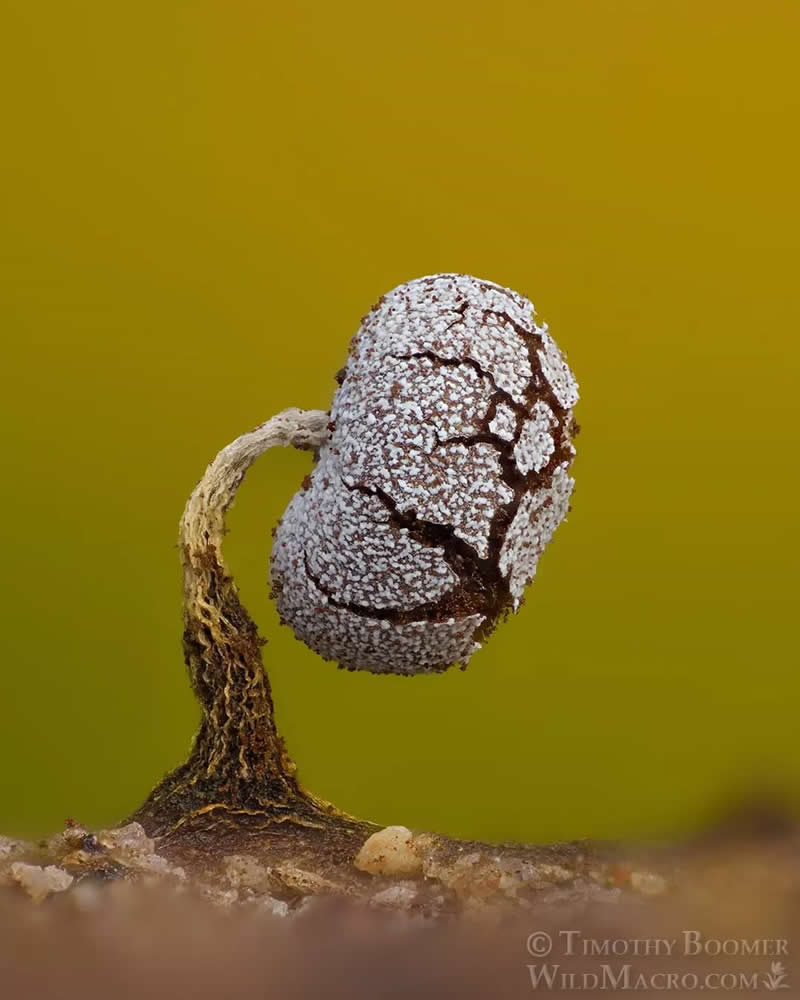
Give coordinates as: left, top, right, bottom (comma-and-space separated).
1, 1, 798, 843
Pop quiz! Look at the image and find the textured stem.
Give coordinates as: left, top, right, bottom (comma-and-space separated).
131, 409, 371, 848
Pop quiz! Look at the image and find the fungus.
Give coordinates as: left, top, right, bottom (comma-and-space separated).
128, 272, 577, 851
270, 273, 578, 674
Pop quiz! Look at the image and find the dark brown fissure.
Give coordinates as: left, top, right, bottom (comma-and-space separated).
302, 551, 484, 626
480, 308, 573, 422
433, 433, 509, 452
330, 479, 504, 627
481, 323, 574, 586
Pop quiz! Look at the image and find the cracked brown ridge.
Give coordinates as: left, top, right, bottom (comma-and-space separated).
333, 338, 575, 643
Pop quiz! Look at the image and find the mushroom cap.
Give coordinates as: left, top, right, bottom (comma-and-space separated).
270, 273, 578, 674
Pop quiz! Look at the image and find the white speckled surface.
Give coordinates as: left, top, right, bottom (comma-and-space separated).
514, 401, 557, 475
304, 451, 459, 610
499, 463, 575, 608
488, 402, 519, 442
270, 274, 578, 673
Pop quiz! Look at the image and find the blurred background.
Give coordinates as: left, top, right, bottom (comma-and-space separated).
1, 1, 798, 844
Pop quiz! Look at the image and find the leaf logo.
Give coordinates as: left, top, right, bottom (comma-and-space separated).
764, 961, 790, 990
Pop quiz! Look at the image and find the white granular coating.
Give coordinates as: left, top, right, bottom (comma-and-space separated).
513, 401, 557, 475
341, 438, 513, 559
272, 506, 482, 673
344, 274, 534, 405
303, 452, 458, 610
499, 464, 575, 606
334, 354, 494, 452
537, 325, 580, 410
332, 352, 513, 555
488, 402, 519, 442
270, 274, 578, 674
